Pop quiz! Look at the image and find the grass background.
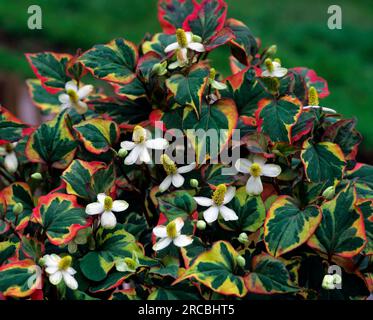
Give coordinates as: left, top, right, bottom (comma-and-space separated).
0, 0, 372, 150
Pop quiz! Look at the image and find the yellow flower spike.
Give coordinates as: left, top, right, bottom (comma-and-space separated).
133, 125, 147, 143
166, 220, 178, 239
308, 86, 319, 106
176, 28, 188, 48
104, 196, 113, 211
160, 154, 177, 175
212, 184, 227, 206
66, 89, 79, 103
264, 58, 274, 73
250, 163, 262, 177
58, 255, 72, 271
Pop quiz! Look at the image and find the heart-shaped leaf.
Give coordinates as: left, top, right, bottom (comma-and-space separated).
26, 79, 61, 115
264, 196, 322, 257
158, 191, 197, 218
158, 0, 195, 34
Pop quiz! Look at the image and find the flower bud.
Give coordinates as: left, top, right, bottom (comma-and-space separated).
237, 255, 246, 267
118, 148, 128, 158
196, 220, 206, 230
322, 186, 335, 200
13, 203, 23, 215
152, 61, 168, 76
31, 172, 43, 180
190, 179, 199, 188
266, 45, 277, 57
238, 232, 248, 244
192, 34, 202, 43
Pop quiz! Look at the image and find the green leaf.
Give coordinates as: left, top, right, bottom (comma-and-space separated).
264, 196, 322, 257
256, 96, 302, 143
356, 199, 373, 255
25, 111, 78, 169
0, 240, 18, 264
219, 187, 265, 233
291, 67, 329, 98
0, 106, 31, 144
148, 284, 200, 300
175, 241, 248, 297
25, 52, 72, 94
158, 191, 197, 218
73, 118, 119, 155
202, 164, 235, 186
79, 38, 138, 84
166, 63, 209, 116
90, 271, 132, 293
32, 193, 88, 246
346, 163, 373, 189
142, 33, 176, 57
158, 0, 195, 34
301, 140, 346, 185
307, 185, 367, 258
26, 79, 61, 115
245, 253, 298, 294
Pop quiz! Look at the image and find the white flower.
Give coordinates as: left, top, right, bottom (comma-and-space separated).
0, 142, 18, 173
115, 252, 139, 272
194, 184, 238, 223
43, 254, 78, 290
261, 58, 287, 78
159, 154, 196, 192
168, 48, 189, 69
235, 155, 281, 195
85, 193, 129, 229
303, 86, 336, 114
152, 217, 193, 251
120, 125, 168, 165
58, 80, 93, 114
165, 28, 205, 57
208, 68, 227, 90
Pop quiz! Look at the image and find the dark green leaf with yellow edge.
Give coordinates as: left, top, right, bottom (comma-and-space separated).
73, 118, 119, 155
356, 199, 373, 255
32, 193, 89, 246
158, 0, 194, 34
255, 95, 302, 143
25, 111, 77, 169
80, 224, 153, 282
301, 140, 346, 186
150, 256, 180, 279
346, 163, 373, 190
158, 191, 197, 218
110, 288, 140, 300
219, 187, 265, 233
80, 38, 138, 84
174, 241, 248, 297
0, 240, 18, 264
0, 259, 41, 298
1, 182, 34, 231
148, 283, 200, 300
291, 111, 314, 142
142, 33, 176, 57
180, 237, 206, 268
307, 185, 367, 258
90, 271, 132, 293
26, 79, 61, 115
25, 52, 72, 94
111, 77, 146, 100
264, 196, 322, 257
245, 253, 299, 294
61, 159, 115, 201
202, 164, 235, 186
19, 237, 44, 261
166, 63, 209, 116
182, 98, 238, 164
0, 106, 31, 144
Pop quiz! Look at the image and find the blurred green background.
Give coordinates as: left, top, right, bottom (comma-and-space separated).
0, 0, 372, 157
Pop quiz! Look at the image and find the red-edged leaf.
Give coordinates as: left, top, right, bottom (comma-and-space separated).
0, 106, 33, 144
158, 0, 195, 34
291, 67, 329, 98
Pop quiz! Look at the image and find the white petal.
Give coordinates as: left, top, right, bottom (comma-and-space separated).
45, 266, 59, 275
171, 173, 184, 188
159, 175, 172, 192
174, 217, 184, 233
194, 197, 214, 207
153, 225, 167, 238
246, 176, 263, 195
49, 271, 62, 285
223, 187, 236, 204
164, 42, 180, 53
145, 138, 168, 150
58, 93, 70, 104
153, 237, 172, 251
303, 106, 337, 114
273, 68, 287, 77
173, 235, 193, 247
212, 80, 227, 90
112, 200, 129, 212
139, 146, 151, 163
62, 272, 78, 290
124, 145, 142, 165
188, 42, 205, 52
261, 70, 271, 77
262, 164, 281, 177
75, 101, 88, 114
44, 254, 60, 267
168, 61, 181, 69
0, 147, 6, 156
65, 81, 78, 92
219, 206, 238, 221
60, 103, 71, 110
203, 206, 219, 223
120, 141, 135, 150
235, 158, 252, 173
4, 152, 18, 173
100, 211, 117, 229
177, 162, 196, 174
252, 154, 266, 165
97, 193, 106, 204
85, 202, 104, 215
67, 267, 77, 275
77, 85, 93, 99
185, 32, 193, 43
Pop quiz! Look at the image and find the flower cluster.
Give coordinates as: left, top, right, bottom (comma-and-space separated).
0, 0, 371, 301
